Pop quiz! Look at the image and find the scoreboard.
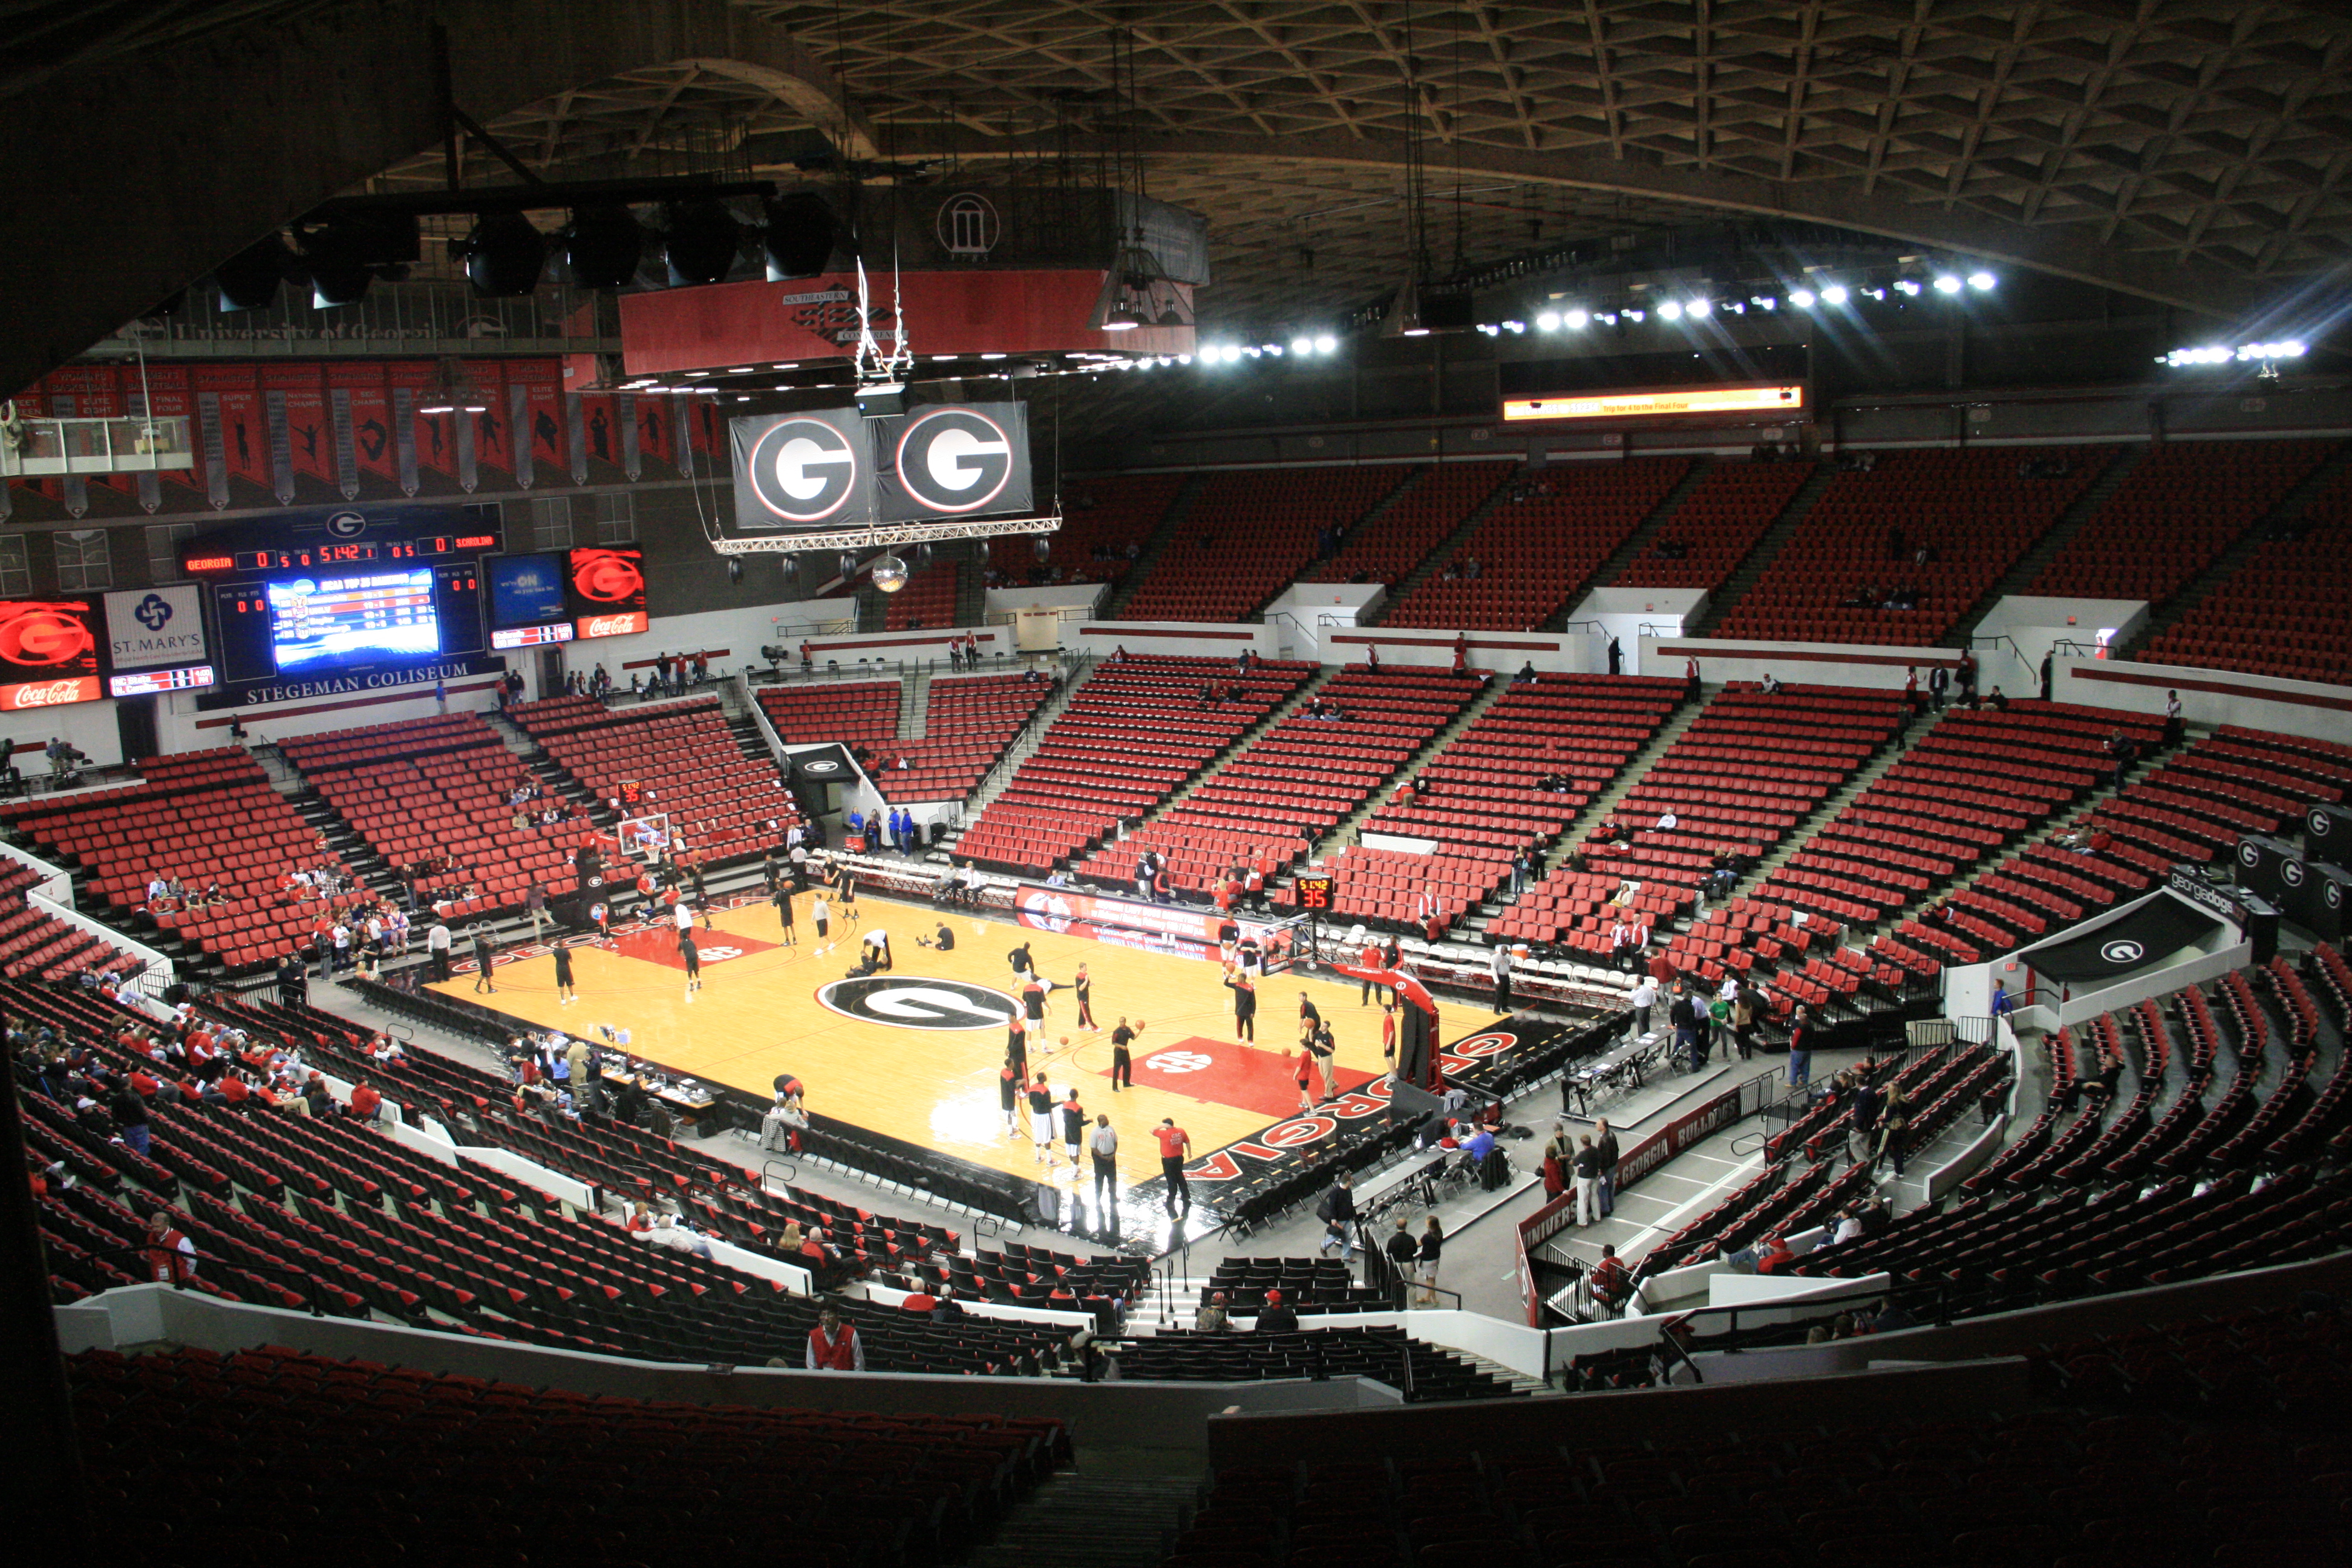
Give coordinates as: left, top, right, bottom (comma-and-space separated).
1295, 874, 1336, 912
181, 534, 497, 575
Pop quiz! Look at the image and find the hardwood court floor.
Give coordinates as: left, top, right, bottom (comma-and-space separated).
430, 890, 1508, 1193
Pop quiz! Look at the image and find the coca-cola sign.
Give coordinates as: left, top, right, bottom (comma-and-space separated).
0, 676, 102, 711
575, 610, 648, 640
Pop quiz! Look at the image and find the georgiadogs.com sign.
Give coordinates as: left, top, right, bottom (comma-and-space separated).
194, 653, 506, 710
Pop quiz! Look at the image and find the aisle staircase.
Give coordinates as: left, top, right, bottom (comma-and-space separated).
967, 1473, 1199, 1568
1949, 444, 2150, 639
1681, 463, 1840, 638
1364, 472, 1522, 626
1097, 474, 1209, 619
1541, 455, 1719, 630
1322, 675, 1516, 852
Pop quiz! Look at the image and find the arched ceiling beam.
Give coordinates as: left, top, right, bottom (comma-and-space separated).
0, 0, 873, 397
897, 125, 2320, 322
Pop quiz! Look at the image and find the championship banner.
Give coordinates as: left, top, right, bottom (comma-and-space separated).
869, 402, 1032, 523
266, 364, 333, 495
328, 362, 396, 488
577, 391, 622, 477
195, 365, 270, 495
104, 584, 207, 670
468, 361, 514, 489
729, 406, 874, 531
510, 359, 565, 490
633, 391, 677, 473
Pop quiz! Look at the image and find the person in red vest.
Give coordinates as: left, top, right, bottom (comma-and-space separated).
145, 1209, 196, 1285
805, 1305, 864, 1371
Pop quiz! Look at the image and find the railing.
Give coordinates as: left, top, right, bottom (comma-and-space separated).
0, 838, 175, 998
1, 413, 194, 476
81, 1247, 335, 1319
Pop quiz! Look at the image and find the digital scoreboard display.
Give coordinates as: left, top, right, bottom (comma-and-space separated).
1295, 874, 1336, 911
1502, 384, 1806, 422
182, 534, 497, 575
264, 568, 441, 674
108, 664, 216, 697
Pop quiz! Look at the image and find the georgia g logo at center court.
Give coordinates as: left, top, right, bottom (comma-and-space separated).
817, 976, 1016, 1030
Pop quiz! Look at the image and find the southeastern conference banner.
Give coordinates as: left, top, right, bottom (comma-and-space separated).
728, 401, 1034, 534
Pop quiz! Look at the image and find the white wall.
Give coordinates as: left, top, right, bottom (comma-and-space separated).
6, 697, 129, 770
984, 584, 1109, 616
1570, 587, 1708, 675
1973, 596, 2148, 693
1067, 621, 1286, 661
1324, 627, 1605, 673
155, 674, 505, 755
2054, 655, 2352, 748
798, 623, 1014, 673
1260, 584, 1389, 659
1646, 636, 1962, 692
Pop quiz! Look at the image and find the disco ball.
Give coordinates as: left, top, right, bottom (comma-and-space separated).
872, 554, 910, 593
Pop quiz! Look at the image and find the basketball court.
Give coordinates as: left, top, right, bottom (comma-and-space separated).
430, 889, 1510, 1197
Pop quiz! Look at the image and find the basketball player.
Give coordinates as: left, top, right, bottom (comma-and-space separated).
552, 941, 576, 1007
590, 900, 611, 939
1109, 1017, 1138, 1089
1072, 964, 1097, 1031
1155, 1118, 1193, 1217
1059, 1086, 1086, 1172
999, 1058, 1022, 1137
1236, 930, 1263, 976
1380, 1002, 1397, 1067
1006, 1011, 1029, 1083
773, 884, 795, 946
679, 926, 702, 1000
1308, 1019, 1338, 1101
1026, 1073, 1054, 1164
811, 891, 831, 952
1293, 1040, 1318, 1114
1298, 991, 1322, 1046
1022, 972, 1050, 1033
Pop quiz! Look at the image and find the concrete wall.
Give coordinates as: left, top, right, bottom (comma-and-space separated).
1569, 587, 1707, 675
1646, 636, 1962, 692
2056, 655, 2352, 746
1324, 627, 1605, 674
1972, 596, 2149, 691
1067, 621, 1284, 661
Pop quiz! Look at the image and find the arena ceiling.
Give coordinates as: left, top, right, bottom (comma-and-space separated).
378, 0, 2352, 333
3, 0, 2347, 394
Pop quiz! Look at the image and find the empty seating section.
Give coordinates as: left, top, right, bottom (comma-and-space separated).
881, 558, 961, 629
1199, 1255, 1390, 1313
0, 749, 367, 976
2142, 463, 2352, 684
1079, 667, 1477, 897
2030, 437, 2334, 603
1123, 1324, 1519, 1396
1365, 674, 1684, 854
1119, 465, 1409, 622
70, 1345, 1068, 1568
866, 674, 1051, 803
0, 861, 142, 982
1610, 458, 1814, 589
988, 469, 1184, 586
514, 697, 796, 863
1301, 460, 1514, 587
957, 656, 1312, 875
278, 714, 572, 916
1756, 701, 2152, 941
908, 1241, 1148, 1318
1713, 446, 2111, 644
1289, 844, 1505, 940
756, 678, 901, 752
1385, 457, 1690, 629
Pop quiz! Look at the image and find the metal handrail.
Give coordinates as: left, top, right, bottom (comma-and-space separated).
79, 1246, 333, 1318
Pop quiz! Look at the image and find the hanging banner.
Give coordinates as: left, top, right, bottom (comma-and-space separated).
468, 361, 512, 489
869, 402, 1033, 523
634, 391, 677, 474
685, 391, 727, 471
195, 365, 269, 501
383, 361, 431, 494
135, 364, 200, 511
506, 359, 563, 491
727, 405, 874, 531
266, 364, 332, 498
328, 363, 394, 491
618, 391, 643, 480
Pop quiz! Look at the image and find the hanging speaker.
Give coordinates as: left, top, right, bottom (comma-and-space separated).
763, 192, 840, 280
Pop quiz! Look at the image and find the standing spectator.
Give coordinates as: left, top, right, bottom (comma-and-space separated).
1490, 942, 1514, 1013
1732, 982, 1759, 1059
1316, 1173, 1357, 1262
1786, 1003, 1814, 1089
1669, 984, 1704, 1071
426, 918, 452, 982
1509, 846, 1530, 897
1382, 1215, 1419, 1307
109, 1080, 152, 1157
1875, 1085, 1911, 1177
1155, 1117, 1192, 1217
1589, 1244, 1630, 1318
1593, 1118, 1619, 1218
471, 930, 497, 995
275, 949, 307, 1008
2163, 689, 2184, 746
1628, 974, 1658, 1041
524, 878, 550, 942
1928, 662, 1949, 710
1572, 1134, 1602, 1226
143, 1210, 197, 1284
805, 1306, 864, 1371
1414, 1217, 1445, 1305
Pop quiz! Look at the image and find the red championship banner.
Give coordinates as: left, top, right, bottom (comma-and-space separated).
619, 269, 1194, 376
391, 359, 458, 483
684, 391, 727, 468
137, 364, 201, 498
577, 391, 622, 475
46, 364, 131, 503
468, 360, 514, 486
266, 364, 333, 491
195, 364, 270, 496
328, 362, 396, 486
509, 358, 566, 486
0, 598, 102, 711
633, 390, 677, 472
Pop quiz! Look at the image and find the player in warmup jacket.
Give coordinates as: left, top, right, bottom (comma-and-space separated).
1059, 1088, 1086, 1172
999, 1060, 1022, 1137
1072, 964, 1097, 1031
1109, 1018, 1140, 1089
1224, 973, 1256, 1042
1026, 1074, 1055, 1165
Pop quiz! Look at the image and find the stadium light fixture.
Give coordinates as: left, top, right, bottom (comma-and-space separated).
1932, 273, 1964, 295
1535, 311, 1561, 331
1313, 333, 1338, 353
1967, 270, 1997, 291
1894, 278, 1922, 298
1563, 308, 1590, 329
1291, 335, 1313, 353
1818, 284, 1849, 306
1686, 298, 1713, 317
1658, 300, 1684, 321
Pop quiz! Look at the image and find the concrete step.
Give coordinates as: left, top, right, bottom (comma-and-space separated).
967, 1474, 1199, 1568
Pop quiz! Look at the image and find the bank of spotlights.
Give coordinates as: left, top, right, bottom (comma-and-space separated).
2161, 341, 2305, 368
